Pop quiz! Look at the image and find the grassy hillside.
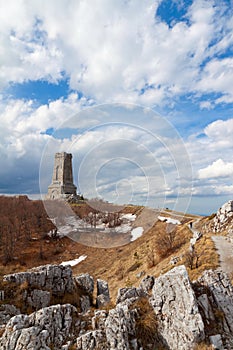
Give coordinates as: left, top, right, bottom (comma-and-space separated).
0, 196, 219, 301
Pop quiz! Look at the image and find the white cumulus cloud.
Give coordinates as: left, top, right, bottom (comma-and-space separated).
198, 159, 233, 179
0, 0, 232, 105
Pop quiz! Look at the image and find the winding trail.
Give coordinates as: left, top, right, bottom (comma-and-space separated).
189, 219, 233, 275
189, 218, 202, 236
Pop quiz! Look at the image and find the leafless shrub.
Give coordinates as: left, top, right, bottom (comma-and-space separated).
146, 247, 157, 268
185, 247, 202, 270
154, 225, 178, 258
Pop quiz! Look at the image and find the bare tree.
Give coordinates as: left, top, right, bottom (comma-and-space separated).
185, 246, 202, 270
154, 224, 177, 258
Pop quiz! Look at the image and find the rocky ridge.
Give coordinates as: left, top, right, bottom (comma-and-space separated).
207, 200, 233, 234
0, 263, 232, 349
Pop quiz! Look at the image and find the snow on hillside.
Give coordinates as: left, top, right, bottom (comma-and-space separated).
158, 216, 181, 225
131, 227, 143, 241
121, 213, 136, 221
52, 212, 144, 242
114, 223, 132, 233
60, 255, 87, 267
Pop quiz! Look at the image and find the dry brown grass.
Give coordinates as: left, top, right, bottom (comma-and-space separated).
187, 234, 219, 281
131, 297, 166, 349
0, 197, 221, 304
194, 342, 213, 350
228, 271, 233, 285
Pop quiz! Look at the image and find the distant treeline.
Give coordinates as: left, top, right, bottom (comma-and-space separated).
0, 196, 54, 264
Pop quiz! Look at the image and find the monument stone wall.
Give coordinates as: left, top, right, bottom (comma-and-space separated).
47, 152, 77, 199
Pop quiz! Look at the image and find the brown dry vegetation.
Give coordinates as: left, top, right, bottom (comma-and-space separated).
0, 196, 220, 302
131, 297, 165, 349
194, 343, 213, 350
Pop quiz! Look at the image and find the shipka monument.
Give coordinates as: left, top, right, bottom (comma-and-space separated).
47, 152, 77, 199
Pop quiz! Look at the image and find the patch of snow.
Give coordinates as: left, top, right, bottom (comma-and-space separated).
57, 226, 73, 236
96, 223, 106, 229
122, 213, 136, 221
52, 213, 138, 237
115, 223, 132, 233
131, 227, 144, 241
60, 255, 87, 267
158, 216, 181, 225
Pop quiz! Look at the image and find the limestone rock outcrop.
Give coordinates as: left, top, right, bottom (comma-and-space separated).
3, 264, 74, 295
1, 264, 233, 349
0, 304, 77, 350
150, 265, 205, 349
139, 275, 155, 292
76, 330, 107, 350
116, 286, 146, 304
75, 273, 94, 313
0, 305, 21, 327
196, 269, 233, 348
25, 289, 51, 310
75, 273, 94, 295
213, 200, 233, 233
96, 279, 110, 308
77, 304, 138, 350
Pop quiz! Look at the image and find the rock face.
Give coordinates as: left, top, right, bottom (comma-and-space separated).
139, 275, 155, 292
3, 264, 74, 295
96, 279, 110, 308
76, 267, 233, 349
0, 305, 21, 327
25, 289, 51, 310
75, 274, 94, 295
198, 271, 233, 340
76, 330, 107, 350
105, 304, 137, 349
150, 265, 205, 349
116, 286, 145, 304
76, 266, 233, 350
77, 304, 138, 350
1, 265, 233, 349
75, 273, 94, 313
213, 200, 233, 232
0, 304, 77, 350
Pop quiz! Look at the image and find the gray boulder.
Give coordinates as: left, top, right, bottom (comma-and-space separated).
25, 289, 50, 310
198, 270, 233, 335
76, 330, 107, 350
0, 304, 77, 350
96, 294, 110, 309
209, 334, 224, 350
92, 310, 107, 331
96, 279, 109, 298
0, 305, 21, 326
3, 264, 74, 295
75, 273, 94, 295
80, 295, 91, 314
139, 275, 155, 292
96, 279, 110, 308
197, 294, 215, 324
213, 200, 233, 232
150, 265, 205, 350
105, 304, 138, 349
116, 287, 145, 304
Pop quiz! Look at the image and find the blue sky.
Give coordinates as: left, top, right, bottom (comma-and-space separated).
1, 0, 233, 215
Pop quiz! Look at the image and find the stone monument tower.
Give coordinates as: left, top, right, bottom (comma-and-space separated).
47, 152, 77, 199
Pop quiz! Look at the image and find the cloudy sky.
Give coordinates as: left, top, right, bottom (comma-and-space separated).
1, 0, 233, 215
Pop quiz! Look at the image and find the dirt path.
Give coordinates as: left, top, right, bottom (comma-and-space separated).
189, 219, 233, 275
212, 236, 233, 275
